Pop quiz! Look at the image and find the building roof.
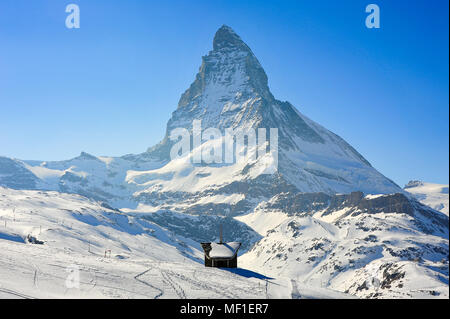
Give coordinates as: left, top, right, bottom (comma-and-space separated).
208, 242, 241, 259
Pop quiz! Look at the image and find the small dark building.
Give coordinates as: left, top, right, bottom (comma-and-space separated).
201, 225, 241, 268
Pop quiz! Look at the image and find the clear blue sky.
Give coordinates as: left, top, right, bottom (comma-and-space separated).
0, 0, 448, 187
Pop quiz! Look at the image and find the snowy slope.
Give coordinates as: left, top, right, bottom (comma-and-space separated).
0, 187, 351, 299
405, 181, 449, 215
128, 25, 401, 207
237, 192, 449, 299
0, 186, 201, 262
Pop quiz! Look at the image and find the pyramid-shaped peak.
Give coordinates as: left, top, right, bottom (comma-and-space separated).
217, 24, 236, 34
176, 25, 272, 109
213, 25, 249, 51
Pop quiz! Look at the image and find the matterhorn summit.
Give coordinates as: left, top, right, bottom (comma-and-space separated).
1, 25, 401, 210
139, 25, 401, 206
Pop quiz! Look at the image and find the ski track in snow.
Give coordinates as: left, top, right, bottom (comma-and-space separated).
290, 280, 301, 299
160, 269, 186, 299
134, 267, 164, 299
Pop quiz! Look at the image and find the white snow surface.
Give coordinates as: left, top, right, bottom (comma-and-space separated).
209, 242, 241, 258
0, 26, 447, 300
237, 201, 448, 299
405, 181, 449, 216
0, 187, 348, 299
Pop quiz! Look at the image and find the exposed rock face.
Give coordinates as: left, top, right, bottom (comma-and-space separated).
239, 191, 448, 298
1, 25, 401, 208
143, 211, 260, 251
404, 180, 424, 189
263, 191, 448, 236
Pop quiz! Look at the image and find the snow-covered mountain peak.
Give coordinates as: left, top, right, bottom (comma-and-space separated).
177, 26, 271, 113
152, 25, 400, 195
404, 180, 425, 189
213, 25, 247, 50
